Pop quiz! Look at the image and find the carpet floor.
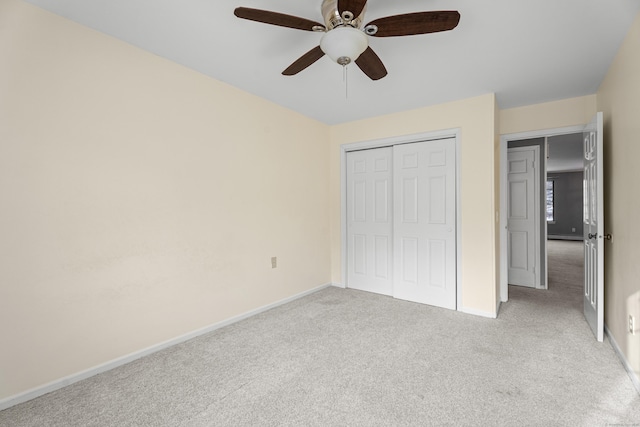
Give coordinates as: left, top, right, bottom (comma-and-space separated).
1, 240, 639, 426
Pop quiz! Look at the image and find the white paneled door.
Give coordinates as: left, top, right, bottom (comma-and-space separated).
583, 112, 604, 342
507, 146, 539, 288
393, 140, 457, 309
346, 138, 457, 310
346, 148, 394, 295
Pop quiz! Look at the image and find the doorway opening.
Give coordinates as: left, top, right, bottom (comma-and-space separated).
499, 125, 586, 303
545, 133, 585, 310
504, 133, 585, 294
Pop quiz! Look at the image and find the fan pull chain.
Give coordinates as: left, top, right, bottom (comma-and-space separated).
342, 64, 349, 99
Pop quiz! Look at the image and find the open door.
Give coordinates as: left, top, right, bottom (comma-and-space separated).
583, 112, 604, 342
507, 146, 539, 288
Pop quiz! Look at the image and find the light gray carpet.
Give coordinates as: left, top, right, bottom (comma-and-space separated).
547, 239, 585, 293
2, 241, 639, 426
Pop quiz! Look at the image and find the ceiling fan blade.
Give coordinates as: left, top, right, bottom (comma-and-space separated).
366, 11, 460, 37
355, 47, 387, 80
337, 0, 368, 18
234, 7, 325, 31
282, 46, 325, 76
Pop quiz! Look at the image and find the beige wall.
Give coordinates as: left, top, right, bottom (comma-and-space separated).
329, 94, 499, 315
500, 95, 597, 135
0, 1, 331, 400
597, 12, 640, 379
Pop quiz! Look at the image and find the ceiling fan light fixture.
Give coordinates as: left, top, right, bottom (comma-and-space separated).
320, 27, 368, 65
234, 3, 460, 80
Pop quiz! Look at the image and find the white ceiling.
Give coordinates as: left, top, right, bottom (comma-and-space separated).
23, 0, 640, 125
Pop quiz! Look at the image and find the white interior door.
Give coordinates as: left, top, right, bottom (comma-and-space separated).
393, 139, 456, 309
507, 146, 539, 288
346, 148, 393, 296
583, 112, 604, 342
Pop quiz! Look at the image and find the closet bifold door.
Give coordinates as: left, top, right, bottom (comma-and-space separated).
392, 139, 456, 309
346, 147, 394, 296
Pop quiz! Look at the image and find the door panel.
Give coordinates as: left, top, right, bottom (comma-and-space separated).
428, 239, 446, 288
507, 147, 538, 287
346, 148, 394, 295
393, 139, 456, 309
401, 237, 419, 283
353, 234, 366, 275
583, 112, 604, 342
509, 232, 528, 270
429, 176, 446, 223
374, 180, 389, 222
374, 236, 390, 279
402, 177, 418, 223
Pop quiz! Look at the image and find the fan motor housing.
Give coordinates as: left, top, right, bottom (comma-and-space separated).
321, 0, 366, 30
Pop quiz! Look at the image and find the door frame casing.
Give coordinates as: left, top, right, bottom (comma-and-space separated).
500, 125, 584, 302
340, 128, 462, 310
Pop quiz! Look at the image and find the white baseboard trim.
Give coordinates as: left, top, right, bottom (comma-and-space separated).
547, 235, 583, 241
331, 282, 346, 289
459, 306, 498, 319
605, 324, 640, 395
0, 283, 332, 412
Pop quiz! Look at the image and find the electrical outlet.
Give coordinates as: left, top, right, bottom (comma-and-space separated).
271, 257, 277, 269
572, 227, 576, 233
630, 315, 636, 335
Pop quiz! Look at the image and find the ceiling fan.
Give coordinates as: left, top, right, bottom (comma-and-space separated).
234, 0, 460, 80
